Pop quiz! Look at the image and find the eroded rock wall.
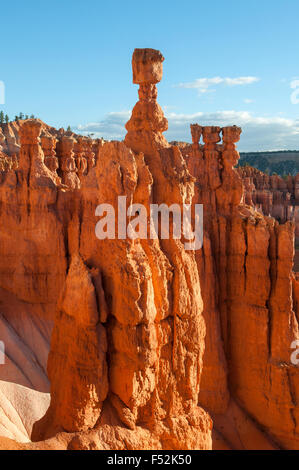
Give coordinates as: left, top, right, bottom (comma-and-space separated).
1, 49, 299, 451
11, 49, 212, 450
238, 166, 299, 238
185, 124, 299, 449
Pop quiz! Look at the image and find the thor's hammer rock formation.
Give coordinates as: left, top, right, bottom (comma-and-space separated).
30, 48, 212, 450
0, 49, 299, 450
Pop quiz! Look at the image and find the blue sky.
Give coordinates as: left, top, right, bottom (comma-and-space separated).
1, 0, 299, 151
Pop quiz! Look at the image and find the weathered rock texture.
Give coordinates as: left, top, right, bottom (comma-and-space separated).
0, 49, 212, 450
238, 165, 299, 238
182, 124, 299, 449
0, 49, 299, 450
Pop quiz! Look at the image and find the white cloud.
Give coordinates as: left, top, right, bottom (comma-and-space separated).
165, 111, 299, 151
176, 76, 260, 96
75, 110, 131, 140
73, 109, 299, 152
244, 98, 254, 104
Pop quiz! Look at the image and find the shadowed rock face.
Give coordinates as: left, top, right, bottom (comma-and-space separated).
0, 49, 299, 450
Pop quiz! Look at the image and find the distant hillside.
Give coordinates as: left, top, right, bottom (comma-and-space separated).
238, 150, 299, 175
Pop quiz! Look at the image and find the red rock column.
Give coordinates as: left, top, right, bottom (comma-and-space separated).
57, 136, 81, 189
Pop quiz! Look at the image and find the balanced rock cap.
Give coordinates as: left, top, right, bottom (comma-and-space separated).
132, 48, 164, 85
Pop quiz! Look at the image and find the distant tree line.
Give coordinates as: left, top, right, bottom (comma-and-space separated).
0, 111, 36, 124
14, 113, 36, 121
0, 111, 9, 123
238, 152, 299, 176
0, 113, 73, 135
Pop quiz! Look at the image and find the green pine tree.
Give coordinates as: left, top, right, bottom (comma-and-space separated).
4, 115, 9, 123
0, 111, 4, 123
67, 125, 71, 131
19, 112, 24, 120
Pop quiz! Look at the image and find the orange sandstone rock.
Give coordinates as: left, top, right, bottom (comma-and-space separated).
1, 49, 299, 451
29, 49, 212, 450
132, 48, 164, 84
186, 121, 299, 449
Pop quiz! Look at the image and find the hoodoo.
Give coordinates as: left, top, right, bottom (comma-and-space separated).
0, 49, 299, 451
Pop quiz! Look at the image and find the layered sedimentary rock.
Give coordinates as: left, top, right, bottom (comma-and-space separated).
1, 48, 299, 450
0, 48, 212, 450
183, 124, 299, 449
0, 120, 103, 187
238, 166, 299, 237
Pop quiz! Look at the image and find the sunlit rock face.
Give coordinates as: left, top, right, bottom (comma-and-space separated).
0, 49, 299, 451
182, 122, 299, 450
